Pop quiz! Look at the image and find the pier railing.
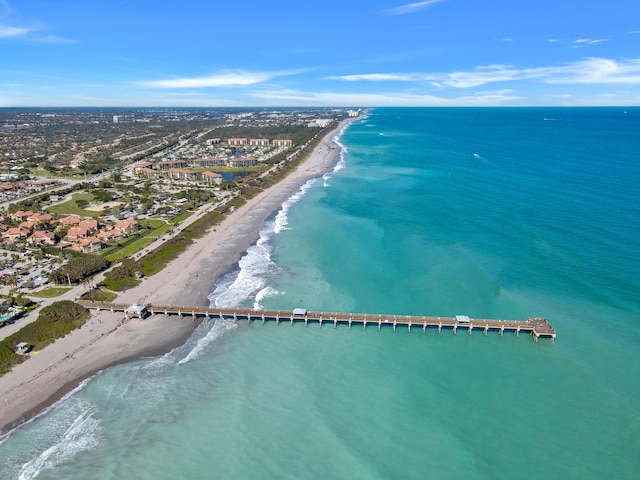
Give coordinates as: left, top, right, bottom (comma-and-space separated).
77, 301, 556, 343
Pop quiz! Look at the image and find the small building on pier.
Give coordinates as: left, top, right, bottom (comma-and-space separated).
124, 304, 148, 319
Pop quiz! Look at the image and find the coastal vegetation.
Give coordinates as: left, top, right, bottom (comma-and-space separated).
80, 288, 117, 302
139, 236, 192, 277
101, 259, 141, 291
0, 300, 89, 375
48, 254, 110, 285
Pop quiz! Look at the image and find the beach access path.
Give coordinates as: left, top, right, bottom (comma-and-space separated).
0, 118, 355, 434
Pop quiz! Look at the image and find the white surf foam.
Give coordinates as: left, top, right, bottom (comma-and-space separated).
208, 181, 316, 309
274, 178, 317, 234
208, 119, 353, 310
254, 286, 283, 310
177, 318, 237, 365
207, 230, 279, 308
17, 401, 101, 480
0, 375, 98, 446
331, 125, 349, 173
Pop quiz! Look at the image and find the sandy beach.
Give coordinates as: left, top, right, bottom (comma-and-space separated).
0, 119, 353, 434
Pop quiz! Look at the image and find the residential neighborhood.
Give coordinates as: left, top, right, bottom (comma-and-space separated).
0, 107, 349, 295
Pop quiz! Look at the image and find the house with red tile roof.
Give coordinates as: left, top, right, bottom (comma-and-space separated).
70, 236, 104, 253
27, 230, 57, 246
9, 210, 35, 221
19, 220, 39, 230
58, 215, 81, 226
2, 227, 30, 243
27, 213, 54, 224
114, 219, 140, 234
97, 229, 124, 242
66, 226, 89, 241
78, 219, 98, 232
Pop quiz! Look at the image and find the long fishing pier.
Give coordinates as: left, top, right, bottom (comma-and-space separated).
77, 301, 556, 343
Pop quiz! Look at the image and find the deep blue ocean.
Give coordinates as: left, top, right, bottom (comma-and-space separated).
1, 107, 639, 479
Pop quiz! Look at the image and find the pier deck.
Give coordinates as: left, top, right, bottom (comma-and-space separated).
77, 301, 556, 343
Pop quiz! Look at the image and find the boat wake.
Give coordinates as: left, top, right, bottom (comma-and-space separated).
472, 152, 497, 168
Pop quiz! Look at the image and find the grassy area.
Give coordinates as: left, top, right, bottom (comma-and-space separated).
30, 287, 72, 298
28, 168, 54, 178
169, 211, 193, 224
80, 289, 117, 302
139, 237, 191, 277
105, 236, 156, 262
104, 220, 176, 262
152, 223, 176, 236
139, 219, 166, 229
46, 193, 102, 217
100, 276, 140, 291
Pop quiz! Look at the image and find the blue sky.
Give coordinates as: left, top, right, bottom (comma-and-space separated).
1, 0, 639, 107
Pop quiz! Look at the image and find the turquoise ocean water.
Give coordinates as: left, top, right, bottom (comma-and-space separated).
1, 108, 639, 479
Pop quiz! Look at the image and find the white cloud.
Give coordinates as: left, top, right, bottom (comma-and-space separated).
627, 31, 640, 35
546, 57, 640, 85
381, 0, 445, 16
0, 24, 31, 38
327, 58, 640, 89
329, 65, 547, 88
548, 38, 558, 43
573, 38, 608, 47
248, 88, 520, 107
326, 73, 424, 82
139, 70, 295, 88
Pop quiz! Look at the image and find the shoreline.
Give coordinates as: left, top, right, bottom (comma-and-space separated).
0, 313, 200, 437
0, 117, 357, 435
115, 117, 355, 307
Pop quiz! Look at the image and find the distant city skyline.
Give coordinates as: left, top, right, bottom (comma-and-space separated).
2, 0, 639, 107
